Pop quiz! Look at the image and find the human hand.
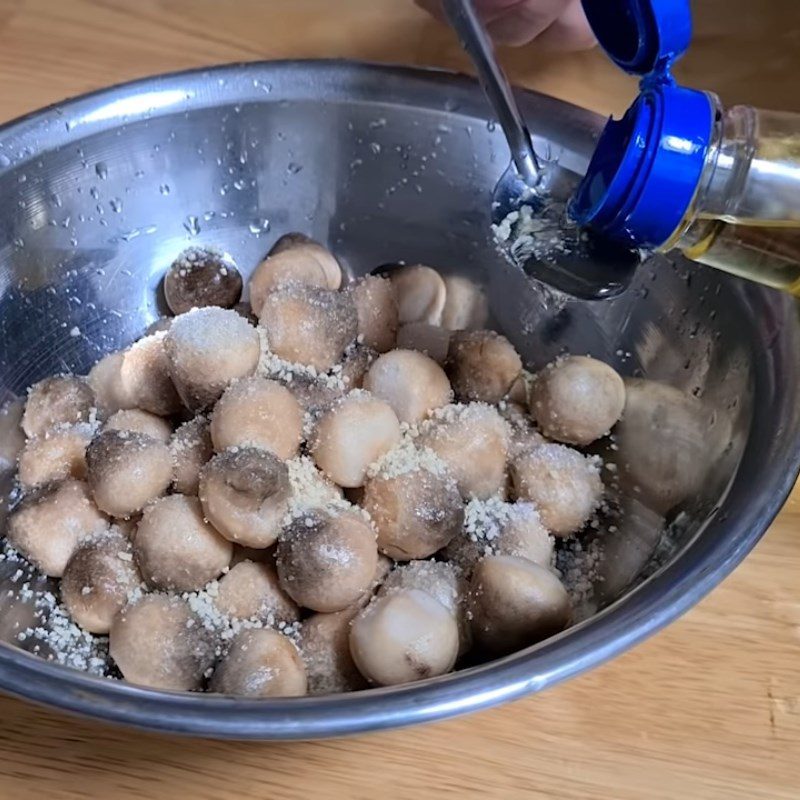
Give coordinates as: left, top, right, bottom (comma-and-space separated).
416, 0, 596, 50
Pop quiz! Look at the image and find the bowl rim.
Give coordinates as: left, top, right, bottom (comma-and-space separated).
0, 58, 798, 740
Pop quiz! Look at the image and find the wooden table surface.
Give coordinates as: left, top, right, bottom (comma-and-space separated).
0, 1, 798, 798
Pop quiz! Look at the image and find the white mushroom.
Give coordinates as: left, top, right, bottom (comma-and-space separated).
529, 355, 625, 446
87, 351, 132, 417
362, 349, 452, 425
134, 494, 232, 592
210, 377, 302, 459
164, 307, 260, 411
509, 443, 603, 536
349, 588, 458, 686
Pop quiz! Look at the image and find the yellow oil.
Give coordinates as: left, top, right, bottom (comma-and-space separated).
676, 218, 800, 296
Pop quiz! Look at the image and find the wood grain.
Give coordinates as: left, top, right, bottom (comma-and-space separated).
0, 2, 798, 798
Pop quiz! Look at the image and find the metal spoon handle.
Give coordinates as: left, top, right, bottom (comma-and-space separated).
442, 0, 541, 187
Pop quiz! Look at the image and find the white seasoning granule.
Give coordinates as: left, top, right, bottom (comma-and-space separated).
366, 439, 447, 480
462, 496, 512, 546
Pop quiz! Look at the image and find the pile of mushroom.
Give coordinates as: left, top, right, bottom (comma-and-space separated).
3, 234, 627, 697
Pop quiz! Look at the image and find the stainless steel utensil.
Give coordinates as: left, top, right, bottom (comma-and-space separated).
0, 61, 797, 739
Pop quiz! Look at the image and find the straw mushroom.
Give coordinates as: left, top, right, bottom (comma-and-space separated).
389, 265, 446, 325
258, 283, 358, 372
210, 377, 302, 459
529, 355, 625, 446
300, 607, 367, 695
199, 447, 291, 549
17, 423, 94, 488
362, 349, 452, 425
349, 588, 459, 686
134, 494, 232, 592
6, 480, 108, 577
447, 330, 522, 403
170, 415, 213, 495
86, 429, 173, 518
119, 332, 182, 416
348, 275, 399, 353
163, 246, 243, 315
276, 508, 378, 613
105, 408, 172, 443
469, 555, 571, 654
164, 307, 260, 411
61, 529, 141, 634
214, 559, 299, 623
109, 595, 214, 691
22, 376, 95, 438
210, 629, 307, 698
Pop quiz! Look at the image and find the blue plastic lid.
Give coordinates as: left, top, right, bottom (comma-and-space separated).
580, 0, 692, 75
570, 84, 713, 247
570, 0, 712, 248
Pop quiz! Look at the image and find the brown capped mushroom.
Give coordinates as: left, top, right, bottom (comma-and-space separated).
276, 508, 378, 613
210, 628, 307, 697
6, 480, 108, 577
199, 447, 291, 548
163, 246, 243, 315
22, 376, 95, 438
61, 528, 141, 634
85, 429, 173, 518
441, 275, 489, 331
469, 555, 571, 654
259, 283, 358, 372
395, 322, 451, 365
109, 595, 214, 691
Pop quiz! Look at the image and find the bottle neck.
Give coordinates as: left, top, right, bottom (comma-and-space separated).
665, 98, 800, 253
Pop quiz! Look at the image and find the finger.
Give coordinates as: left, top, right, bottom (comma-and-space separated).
535, 0, 597, 50
485, 0, 569, 46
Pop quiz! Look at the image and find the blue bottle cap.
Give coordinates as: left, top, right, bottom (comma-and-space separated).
570, 0, 714, 248
580, 0, 692, 75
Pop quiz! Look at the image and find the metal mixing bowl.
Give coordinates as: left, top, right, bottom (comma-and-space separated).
0, 61, 798, 739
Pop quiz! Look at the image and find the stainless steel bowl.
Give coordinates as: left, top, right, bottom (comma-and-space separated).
0, 61, 798, 739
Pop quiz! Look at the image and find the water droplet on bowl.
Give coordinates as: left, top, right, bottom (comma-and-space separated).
95, 162, 108, 180
183, 215, 200, 236
159, 184, 170, 195
110, 198, 123, 213
287, 163, 302, 175
248, 218, 270, 235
